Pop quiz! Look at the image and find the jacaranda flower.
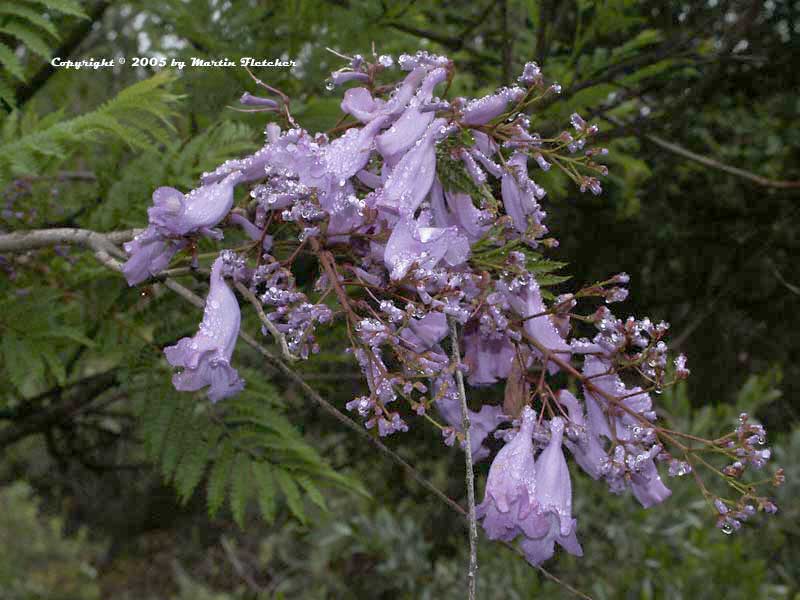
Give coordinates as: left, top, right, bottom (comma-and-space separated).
519, 417, 583, 565
164, 256, 244, 402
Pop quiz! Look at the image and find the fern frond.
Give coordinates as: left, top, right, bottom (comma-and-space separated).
0, 4, 60, 38
0, 42, 25, 81
26, 0, 88, 19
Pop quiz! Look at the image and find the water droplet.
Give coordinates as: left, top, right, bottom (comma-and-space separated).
325, 79, 335, 91
721, 523, 734, 535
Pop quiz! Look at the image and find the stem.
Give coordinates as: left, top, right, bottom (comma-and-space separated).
449, 318, 478, 600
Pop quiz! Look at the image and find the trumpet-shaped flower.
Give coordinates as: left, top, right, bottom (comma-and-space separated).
164, 256, 244, 402
520, 417, 583, 565
476, 406, 539, 541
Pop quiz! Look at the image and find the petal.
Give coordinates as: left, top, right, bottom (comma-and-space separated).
377, 118, 446, 217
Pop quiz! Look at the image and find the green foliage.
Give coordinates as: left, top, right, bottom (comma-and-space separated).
0, 482, 100, 600
0, 71, 180, 186
137, 367, 366, 529
0, 0, 88, 105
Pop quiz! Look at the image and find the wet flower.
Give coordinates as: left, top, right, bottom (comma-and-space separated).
520, 417, 583, 565
121, 225, 187, 285
164, 256, 244, 401
476, 406, 539, 541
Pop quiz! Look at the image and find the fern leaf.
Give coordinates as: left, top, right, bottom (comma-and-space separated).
252, 461, 277, 524
0, 22, 53, 59
297, 476, 327, 512
27, 0, 88, 19
0, 42, 25, 81
0, 5, 59, 38
229, 454, 252, 528
275, 469, 306, 524
174, 423, 215, 503
206, 439, 234, 517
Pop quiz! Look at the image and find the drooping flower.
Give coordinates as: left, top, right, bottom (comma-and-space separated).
500, 152, 547, 235
375, 67, 448, 159
429, 180, 490, 243
476, 406, 539, 541
376, 118, 448, 217
149, 172, 243, 238
399, 311, 448, 352
121, 225, 187, 286
163, 256, 244, 402
557, 389, 608, 480
383, 215, 469, 280
519, 417, 583, 565
630, 454, 672, 508
502, 276, 571, 373
462, 328, 515, 386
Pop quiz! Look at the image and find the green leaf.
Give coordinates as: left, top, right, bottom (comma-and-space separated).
28, 0, 88, 19
275, 468, 306, 524
0, 5, 59, 38
0, 23, 53, 59
35, 327, 96, 347
0, 42, 25, 81
252, 462, 277, 523
40, 348, 66, 386
174, 431, 212, 504
206, 440, 234, 517
297, 476, 327, 512
229, 455, 252, 528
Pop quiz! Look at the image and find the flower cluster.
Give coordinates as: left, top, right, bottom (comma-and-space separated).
122, 51, 782, 565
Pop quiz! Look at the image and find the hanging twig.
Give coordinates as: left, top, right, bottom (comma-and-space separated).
234, 281, 300, 362
449, 317, 479, 600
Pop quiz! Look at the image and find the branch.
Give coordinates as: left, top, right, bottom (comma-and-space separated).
0, 227, 139, 254
233, 281, 300, 362
604, 115, 800, 190
0, 371, 118, 448
449, 318, 478, 600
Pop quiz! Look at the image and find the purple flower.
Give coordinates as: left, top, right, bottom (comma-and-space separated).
429, 180, 490, 243
400, 311, 448, 352
501, 152, 546, 235
476, 406, 539, 541
519, 417, 583, 565
164, 256, 244, 402
149, 172, 242, 238
461, 87, 525, 125
383, 216, 469, 280
503, 277, 571, 373
331, 70, 370, 85
121, 225, 187, 285
320, 115, 389, 180
376, 118, 448, 217
557, 389, 608, 480
229, 212, 273, 251
240, 92, 279, 108
340, 67, 428, 123
375, 67, 448, 159
462, 328, 515, 386
433, 374, 506, 462
630, 456, 672, 508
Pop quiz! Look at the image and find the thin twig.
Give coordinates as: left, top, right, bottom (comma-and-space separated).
604, 115, 800, 190
234, 281, 300, 362
449, 317, 478, 600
